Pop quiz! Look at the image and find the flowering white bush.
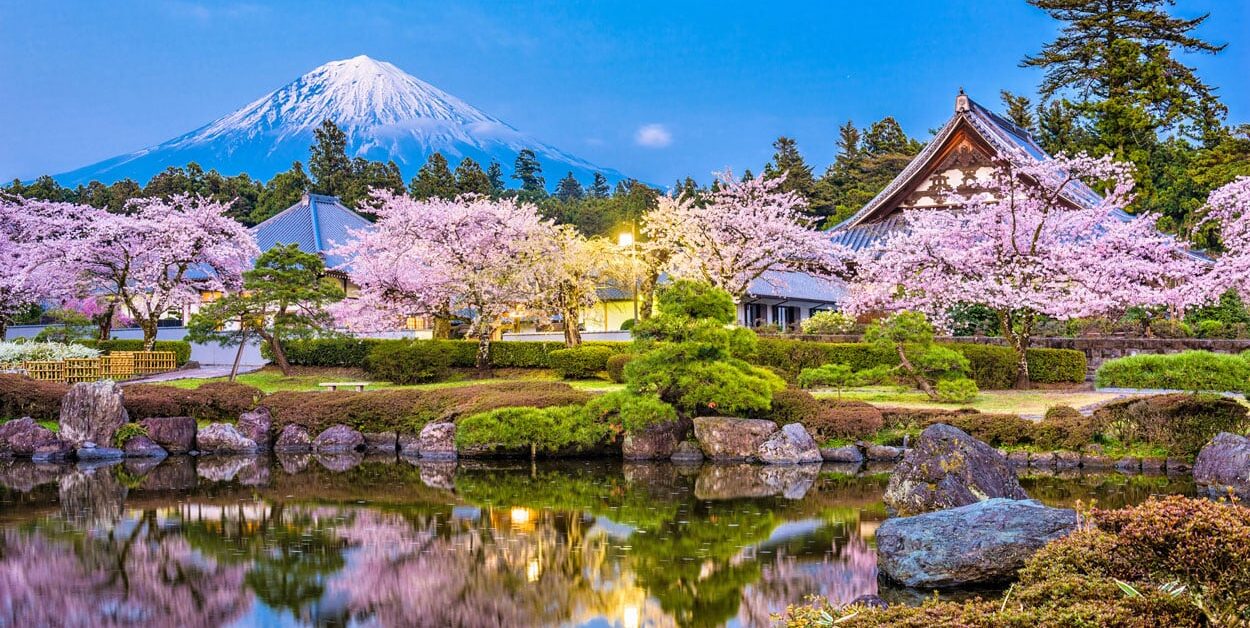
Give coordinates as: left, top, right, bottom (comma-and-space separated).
0, 341, 100, 364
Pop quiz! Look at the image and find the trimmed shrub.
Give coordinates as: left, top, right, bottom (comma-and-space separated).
79, 339, 193, 365
455, 405, 612, 455
1092, 393, 1248, 457
0, 375, 68, 421
580, 391, 678, 433
281, 337, 628, 370
1095, 350, 1250, 393
606, 353, 634, 383
812, 400, 885, 441
548, 345, 614, 379
1034, 405, 1098, 450
950, 343, 1015, 389
263, 381, 592, 434
363, 340, 453, 384
272, 337, 385, 367
923, 411, 1037, 447
800, 310, 855, 335
1027, 348, 1087, 383
935, 377, 979, 403
124, 381, 262, 422
0, 341, 98, 363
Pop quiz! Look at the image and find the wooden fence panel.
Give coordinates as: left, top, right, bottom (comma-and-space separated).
23, 361, 65, 382
65, 358, 102, 383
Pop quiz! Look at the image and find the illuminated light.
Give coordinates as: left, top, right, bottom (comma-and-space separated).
526, 558, 540, 582
617, 232, 634, 247
510, 507, 531, 525
623, 604, 640, 628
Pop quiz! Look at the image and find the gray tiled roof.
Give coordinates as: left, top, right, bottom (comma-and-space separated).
252, 193, 373, 268
596, 270, 844, 304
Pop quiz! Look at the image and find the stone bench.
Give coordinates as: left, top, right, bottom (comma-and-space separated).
317, 382, 371, 392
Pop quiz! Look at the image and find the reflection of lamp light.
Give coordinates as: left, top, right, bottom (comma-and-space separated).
527, 558, 541, 583
617, 232, 634, 247
623, 605, 640, 628
510, 507, 531, 525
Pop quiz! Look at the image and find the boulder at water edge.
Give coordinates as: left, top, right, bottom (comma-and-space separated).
75, 442, 124, 461
692, 417, 777, 461
623, 420, 687, 460
138, 417, 197, 454
313, 424, 364, 454
884, 423, 1027, 516
59, 380, 128, 448
671, 440, 704, 463
197, 423, 258, 454
362, 431, 398, 453
0, 418, 69, 460
274, 424, 312, 452
756, 423, 822, 464
416, 422, 457, 460
1193, 432, 1250, 500
123, 435, 168, 459
876, 498, 1077, 588
237, 408, 272, 449
821, 444, 863, 463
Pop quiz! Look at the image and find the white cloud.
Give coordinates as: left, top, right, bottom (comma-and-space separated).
634, 123, 672, 148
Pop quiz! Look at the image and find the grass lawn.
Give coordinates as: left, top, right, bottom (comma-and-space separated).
812, 385, 1134, 416
158, 367, 624, 394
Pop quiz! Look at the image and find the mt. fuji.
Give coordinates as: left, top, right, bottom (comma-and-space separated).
52, 55, 628, 188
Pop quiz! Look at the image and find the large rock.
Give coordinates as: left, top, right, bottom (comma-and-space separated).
876, 498, 1078, 588
123, 435, 168, 459
274, 424, 312, 452
362, 431, 398, 453
884, 423, 1027, 516
670, 440, 704, 463
821, 444, 863, 464
0, 418, 68, 459
237, 407, 272, 449
416, 422, 457, 460
196, 423, 258, 454
692, 417, 777, 461
58, 380, 128, 448
757, 423, 822, 464
313, 424, 364, 454
139, 417, 197, 454
76, 443, 124, 461
1193, 432, 1250, 500
622, 420, 687, 460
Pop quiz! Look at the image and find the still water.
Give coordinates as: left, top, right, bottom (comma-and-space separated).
0, 455, 1194, 628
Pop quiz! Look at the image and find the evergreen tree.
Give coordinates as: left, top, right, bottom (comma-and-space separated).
408, 152, 457, 199
835, 121, 861, 161
454, 157, 493, 196
253, 162, 311, 225
308, 120, 352, 199
554, 172, 584, 201
862, 117, 919, 155
817, 117, 923, 227
512, 149, 545, 193
1000, 90, 1037, 132
741, 169, 755, 182
589, 172, 610, 199
486, 160, 506, 194
763, 137, 817, 207
345, 158, 404, 212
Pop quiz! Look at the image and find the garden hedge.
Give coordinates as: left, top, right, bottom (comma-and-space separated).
548, 346, 614, 379
77, 339, 193, 365
1095, 350, 1250, 393
0, 375, 260, 422
280, 338, 629, 370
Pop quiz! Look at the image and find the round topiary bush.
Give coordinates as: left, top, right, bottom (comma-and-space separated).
548, 345, 615, 379
605, 353, 634, 383
936, 377, 979, 403
1034, 405, 1098, 450
806, 399, 885, 441
364, 340, 454, 385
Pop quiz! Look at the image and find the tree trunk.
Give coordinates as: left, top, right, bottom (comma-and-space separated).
638, 272, 659, 321
229, 331, 247, 382
98, 301, 117, 340
0, 320, 6, 342
262, 332, 292, 376
475, 329, 491, 372
999, 309, 1033, 389
896, 344, 938, 400
562, 306, 582, 347
139, 319, 158, 351
432, 316, 452, 339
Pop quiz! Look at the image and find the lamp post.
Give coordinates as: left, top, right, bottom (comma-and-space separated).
618, 225, 638, 323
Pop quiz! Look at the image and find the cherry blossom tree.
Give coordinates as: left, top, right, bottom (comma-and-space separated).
1194, 177, 1250, 301
0, 196, 86, 339
61, 194, 257, 350
334, 192, 558, 369
845, 153, 1202, 388
642, 172, 843, 302
529, 227, 623, 346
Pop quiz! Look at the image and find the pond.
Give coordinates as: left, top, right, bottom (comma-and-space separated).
0, 455, 1194, 627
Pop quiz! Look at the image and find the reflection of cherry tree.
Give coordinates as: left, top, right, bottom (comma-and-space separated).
737, 535, 877, 626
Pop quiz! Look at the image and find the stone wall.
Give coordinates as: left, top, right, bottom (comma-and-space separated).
780, 334, 1250, 378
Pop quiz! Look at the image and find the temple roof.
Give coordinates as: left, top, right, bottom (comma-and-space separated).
251, 193, 372, 269
829, 91, 1131, 252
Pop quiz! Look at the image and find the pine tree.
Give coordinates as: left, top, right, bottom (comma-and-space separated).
486, 161, 506, 194
512, 149, 545, 193
763, 136, 818, 213
836, 121, 861, 161
1000, 90, 1037, 132
741, 169, 755, 182
554, 172, 584, 201
861, 117, 919, 155
817, 117, 923, 227
308, 120, 352, 197
408, 153, 457, 199
589, 172, 610, 199
454, 157, 493, 196
252, 162, 311, 225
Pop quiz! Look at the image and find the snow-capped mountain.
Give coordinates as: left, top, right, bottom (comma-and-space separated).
53, 55, 627, 188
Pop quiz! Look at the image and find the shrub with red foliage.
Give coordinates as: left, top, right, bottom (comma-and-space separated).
124, 381, 262, 422
0, 375, 68, 422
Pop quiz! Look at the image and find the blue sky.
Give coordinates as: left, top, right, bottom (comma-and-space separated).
1, 0, 1246, 186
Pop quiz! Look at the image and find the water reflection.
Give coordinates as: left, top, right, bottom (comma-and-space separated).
0, 457, 1195, 627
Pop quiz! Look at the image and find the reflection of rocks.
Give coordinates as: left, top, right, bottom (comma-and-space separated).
822, 462, 863, 476
314, 424, 365, 454
884, 424, 1026, 517
277, 452, 312, 474
316, 451, 364, 472
197, 455, 257, 482
0, 459, 66, 492
671, 440, 704, 463
139, 416, 197, 454
237, 407, 272, 449
417, 422, 457, 460
876, 498, 1077, 588
757, 423, 821, 464
58, 466, 127, 527
197, 423, 258, 454
122, 456, 164, 477
416, 461, 457, 490
139, 456, 198, 491
1194, 432, 1250, 499
274, 424, 312, 453
237, 457, 270, 486
58, 380, 128, 447
692, 417, 777, 461
694, 462, 820, 500
124, 435, 168, 459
